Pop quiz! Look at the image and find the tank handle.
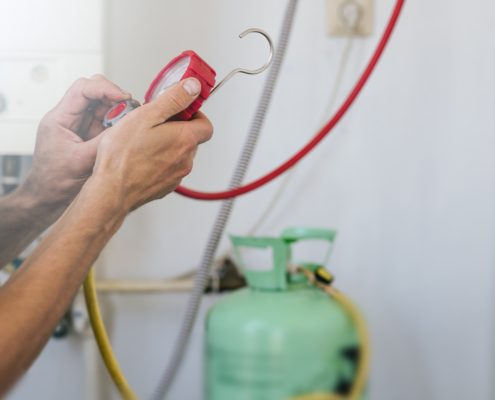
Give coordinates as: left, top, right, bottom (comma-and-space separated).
230, 236, 288, 290
280, 227, 337, 268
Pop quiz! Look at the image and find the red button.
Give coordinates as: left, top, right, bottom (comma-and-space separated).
107, 102, 127, 120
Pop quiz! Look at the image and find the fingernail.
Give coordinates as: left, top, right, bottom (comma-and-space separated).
120, 89, 131, 96
183, 78, 201, 96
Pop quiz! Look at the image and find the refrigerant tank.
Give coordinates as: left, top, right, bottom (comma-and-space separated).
206, 227, 366, 400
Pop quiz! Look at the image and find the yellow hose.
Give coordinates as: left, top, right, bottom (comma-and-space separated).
294, 266, 371, 400
83, 267, 139, 400
329, 287, 370, 400
83, 266, 369, 400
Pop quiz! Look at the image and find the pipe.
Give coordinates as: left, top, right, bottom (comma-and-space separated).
92, 279, 194, 294
175, 0, 406, 200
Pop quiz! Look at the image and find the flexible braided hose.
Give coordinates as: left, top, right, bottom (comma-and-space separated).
151, 1, 300, 398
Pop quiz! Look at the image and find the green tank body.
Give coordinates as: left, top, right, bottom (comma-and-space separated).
205, 227, 366, 400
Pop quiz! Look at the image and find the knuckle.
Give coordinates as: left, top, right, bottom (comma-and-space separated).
121, 107, 142, 127
129, 105, 144, 120
99, 133, 112, 149
99, 80, 116, 92
123, 108, 139, 124
90, 74, 107, 81
166, 91, 187, 113
181, 160, 194, 177
174, 178, 183, 189
182, 133, 198, 153
204, 120, 214, 140
176, 133, 197, 156
39, 110, 53, 129
166, 178, 183, 193
73, 77, 88, 88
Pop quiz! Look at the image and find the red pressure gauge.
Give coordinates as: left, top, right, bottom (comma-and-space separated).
144, 51, 216, 121
103, 51, 215, 128
103, 28, 273, 129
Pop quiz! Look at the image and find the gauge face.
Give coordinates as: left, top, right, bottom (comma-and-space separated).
148, 56, 191, 102
144, 50, 216, 120
106, 101, 127, 120
103, 99, 139, 129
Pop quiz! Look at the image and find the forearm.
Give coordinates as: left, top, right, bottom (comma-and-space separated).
0, 75, 211, 396
0, 187, 63, 268
0, 177, 126, 395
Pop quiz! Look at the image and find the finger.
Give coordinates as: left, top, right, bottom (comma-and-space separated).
77, 113, 96, 140
182, 111, 214, 145
189, 110, 207, 121
190, 146, 198, 159
167, 107, 207, 123
153, 111, 213, 146
86, 118, 105, 141
89, 74, 108, 82
57, 77, 132, 117
94, 103, 111, 121
88, 77, 141, 108
76, 103, 110, 141
73, 130, 106, 172
137, 78, 201, 126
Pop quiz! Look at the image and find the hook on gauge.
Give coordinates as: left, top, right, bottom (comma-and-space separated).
103, 28, 274, 126
208, 28, 274, 99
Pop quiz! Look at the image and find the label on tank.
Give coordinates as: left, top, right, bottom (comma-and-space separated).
209, 348, 285, 388
206, 345, 339, 400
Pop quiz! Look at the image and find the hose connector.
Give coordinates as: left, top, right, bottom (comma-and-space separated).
314, 267, 334, 286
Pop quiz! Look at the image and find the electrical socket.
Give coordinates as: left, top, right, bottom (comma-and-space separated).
327, 0, 373, 36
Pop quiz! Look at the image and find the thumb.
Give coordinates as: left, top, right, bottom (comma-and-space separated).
75, 130, 106, 172
139, 78, 202, 126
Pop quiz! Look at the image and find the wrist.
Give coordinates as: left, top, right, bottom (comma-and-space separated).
10, 184, 64, 226
67, 174, 129, 237
19, 170, 70, 214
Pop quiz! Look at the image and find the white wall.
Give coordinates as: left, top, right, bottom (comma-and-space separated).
0, 0, 104, 154
7, 0, 495, 399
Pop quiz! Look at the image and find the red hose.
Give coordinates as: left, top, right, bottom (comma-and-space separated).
175, 0, 405, 201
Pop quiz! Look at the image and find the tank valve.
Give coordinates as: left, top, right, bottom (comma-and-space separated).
315, 267, 334, 285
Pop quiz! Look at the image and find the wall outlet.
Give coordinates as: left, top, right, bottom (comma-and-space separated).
327, 0, 373, 36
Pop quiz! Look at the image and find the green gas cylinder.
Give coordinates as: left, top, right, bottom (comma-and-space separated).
205, 227, 366, 400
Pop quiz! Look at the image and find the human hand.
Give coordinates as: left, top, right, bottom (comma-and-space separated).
20, 75, 133, 212
87, 77, 213, 213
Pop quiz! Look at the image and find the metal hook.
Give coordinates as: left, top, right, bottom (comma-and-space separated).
208, 28, 274, 98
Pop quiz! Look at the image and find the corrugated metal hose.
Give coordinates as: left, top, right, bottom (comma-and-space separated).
151, 0, 300, 397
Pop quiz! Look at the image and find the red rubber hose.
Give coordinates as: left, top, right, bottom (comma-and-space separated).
175, 0, 405, 201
